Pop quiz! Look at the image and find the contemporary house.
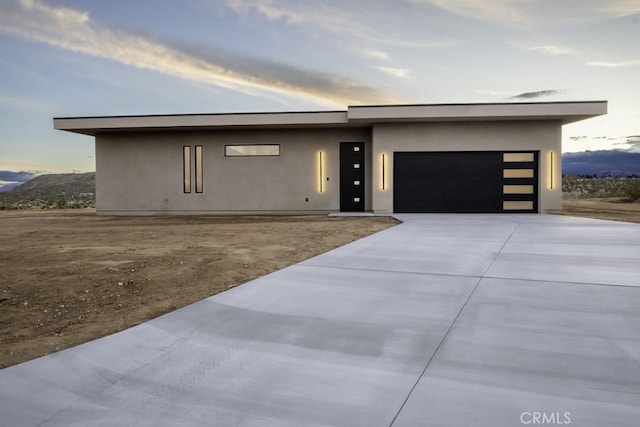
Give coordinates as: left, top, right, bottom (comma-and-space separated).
54, 101, 606, 215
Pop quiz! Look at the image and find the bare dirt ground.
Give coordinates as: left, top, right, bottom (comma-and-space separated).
0, 209, 397, 369
559, 198, 640, 224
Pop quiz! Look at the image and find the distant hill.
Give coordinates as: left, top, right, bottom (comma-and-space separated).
0, 150, 636, 202
562, 150, 640, 177
0, 171, 35, 191
1, 172, 95, 205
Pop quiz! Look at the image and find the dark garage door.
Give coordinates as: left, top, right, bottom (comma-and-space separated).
393, 151, 538, 213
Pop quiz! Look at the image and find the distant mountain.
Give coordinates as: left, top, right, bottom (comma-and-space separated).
1, 172, 95, 204
562, 150, 640, 177
0, 171, 35, 191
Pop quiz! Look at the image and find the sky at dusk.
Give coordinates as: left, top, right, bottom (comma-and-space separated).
0, 0, 639, 173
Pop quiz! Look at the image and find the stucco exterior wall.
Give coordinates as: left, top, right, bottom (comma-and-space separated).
370, 120, 562, 214
96, 127, 371, 214
95, 120, 562, 215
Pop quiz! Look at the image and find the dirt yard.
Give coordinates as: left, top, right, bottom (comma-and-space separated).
0, 210, 397, 368
3, 200, 638, 369
560, 198, 640, 224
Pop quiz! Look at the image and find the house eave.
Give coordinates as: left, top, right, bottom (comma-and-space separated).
53, 101, 608, 136
347, 101, 608, 125
53, 111, 351, 136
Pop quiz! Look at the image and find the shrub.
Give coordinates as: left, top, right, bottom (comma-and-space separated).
56, 190, 67, 209
622, 178, 640, 202
562, 175, 640, 200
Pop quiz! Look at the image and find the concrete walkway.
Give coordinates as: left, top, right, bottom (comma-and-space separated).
1, 214, 639, 426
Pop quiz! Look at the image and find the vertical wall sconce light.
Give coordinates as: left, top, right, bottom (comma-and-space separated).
380, 153, 388, 191
382, 153, 387, 190
549, 151, 554, 190
318, 151, 324, 193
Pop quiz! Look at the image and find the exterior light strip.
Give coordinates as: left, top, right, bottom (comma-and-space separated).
382, 153, 386, 190
319, 151, 324, 193
550, 151, 554, 190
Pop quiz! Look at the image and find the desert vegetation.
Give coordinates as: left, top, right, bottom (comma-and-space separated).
0, 172, 95, 210
562, 175, 640, 201
560, 175, 640, 224
0, 192, 95, 210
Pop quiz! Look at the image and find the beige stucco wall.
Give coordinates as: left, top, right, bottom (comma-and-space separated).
95, 120, 562, 215
96, 127, 371, 214
370, 120, 562, 214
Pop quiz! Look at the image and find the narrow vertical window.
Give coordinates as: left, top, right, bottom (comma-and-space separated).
183, 146, 191, 193
195, 145, 203, 193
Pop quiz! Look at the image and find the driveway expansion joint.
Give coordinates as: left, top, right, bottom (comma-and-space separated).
389, 223, 520, 426
297, 263, 484, 280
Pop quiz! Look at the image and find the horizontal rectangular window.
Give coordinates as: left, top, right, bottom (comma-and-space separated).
503, 185, 534, 194
503, 153, 534, 162
503, 169, 534, 178
225, 144, 280, 157
503, 201, 534, 210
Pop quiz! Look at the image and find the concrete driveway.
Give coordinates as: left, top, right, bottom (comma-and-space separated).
1, 214, 639, 426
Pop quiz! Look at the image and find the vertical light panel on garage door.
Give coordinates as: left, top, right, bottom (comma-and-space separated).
502, 152, 538, 212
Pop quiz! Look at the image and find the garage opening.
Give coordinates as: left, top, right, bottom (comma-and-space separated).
393, 151, 538, 213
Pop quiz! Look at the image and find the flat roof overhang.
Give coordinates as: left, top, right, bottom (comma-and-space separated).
53, 111, 351, 136
348, 101, 608, 125
54, 101, 607, 136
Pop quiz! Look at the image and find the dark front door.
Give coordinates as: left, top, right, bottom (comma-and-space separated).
340, 142, 365, 212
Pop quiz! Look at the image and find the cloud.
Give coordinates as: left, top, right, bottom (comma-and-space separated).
474, 89, 512, 97
371, 66, 410, 78
510, 89, 564, 99
508, 40, 577, 56
587, 59, 640, 67
626, 135, 640, 152
362, 50, 389, 60
0, 171, 35, 191
0, 157, 73, 173
0, 0, 404, 107
527, 45, 575, 56
222, 0, 460, 48
596, 0, 640, 16
422, 0, 524, 24
418, 0, 640, 26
